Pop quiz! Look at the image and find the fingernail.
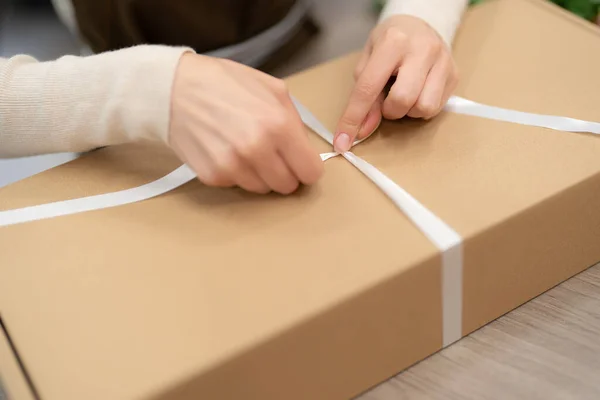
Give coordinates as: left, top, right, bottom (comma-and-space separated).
334, 133, 351, 153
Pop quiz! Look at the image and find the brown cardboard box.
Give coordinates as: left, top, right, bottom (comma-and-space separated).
0, 325, 36, 400
1, 0, 600, 399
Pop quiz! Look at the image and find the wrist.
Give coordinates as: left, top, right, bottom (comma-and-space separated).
379, 0, 469, 46
112, 45, 195, 145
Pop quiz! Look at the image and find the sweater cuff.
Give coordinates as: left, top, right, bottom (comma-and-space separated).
0, 45, 194, 158
92, 45, 195, 145
379, 0, 469, 46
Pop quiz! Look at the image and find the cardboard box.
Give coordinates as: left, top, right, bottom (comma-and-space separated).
2, 0, 600, 398
0, 323, 36, 400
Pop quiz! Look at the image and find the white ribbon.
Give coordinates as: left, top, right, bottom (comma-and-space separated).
446, 96, 600, 135
2, 96, 600, 347
0, 165, 196, 228
292, 97, 463, 347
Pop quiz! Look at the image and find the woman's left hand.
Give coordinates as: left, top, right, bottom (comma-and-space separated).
334, 15, 459, 152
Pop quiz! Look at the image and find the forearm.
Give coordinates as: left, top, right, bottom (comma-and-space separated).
0, 45, 191, 158
381, 0, 469, 45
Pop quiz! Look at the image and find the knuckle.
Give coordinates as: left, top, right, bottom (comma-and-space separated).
214, 148, 242, 176
389, 91, 416, 110
382, 108, 398, 120
238, 127, 271, 160
425, 38, 443, 55
412, 37, 442, 61
265, 113, 289, 134
339, 114, 361, 130
238, 137, 265, 161
417, 101, 438, 117
270, 78, 289, 96
383, 27, 408, 47
248, 115, 289, 146
202, 166, 228, 186
355, 80, 378, 100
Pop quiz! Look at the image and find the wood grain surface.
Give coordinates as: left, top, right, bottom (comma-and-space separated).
359, 263, 600, 400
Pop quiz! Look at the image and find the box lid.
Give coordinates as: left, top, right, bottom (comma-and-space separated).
1, 1, 600, 399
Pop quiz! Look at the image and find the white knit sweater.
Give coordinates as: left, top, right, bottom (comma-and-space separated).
0, 0, 468, 158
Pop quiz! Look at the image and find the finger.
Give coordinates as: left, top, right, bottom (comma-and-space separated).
179, 135, 235, 188
231, 161, 270, 194
357, 92, 384, 140
196, 126, 270, 193
353, 49, 370, 81
335, 38, 405, 152
253, 149, 300, 195
407, 55, 453, 119
382, 54, 433, 120
195, 159, 235, 188
231, 112, 303, 195
279, 139, 324, 188
438, 64, 459, 114
276, 97, 326, 186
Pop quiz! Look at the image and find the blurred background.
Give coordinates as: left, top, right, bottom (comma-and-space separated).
1, 0, 598, 79
1, 0, 78, 60
0, 0, 380, 77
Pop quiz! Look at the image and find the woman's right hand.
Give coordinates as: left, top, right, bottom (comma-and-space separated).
168, 54, 324, 195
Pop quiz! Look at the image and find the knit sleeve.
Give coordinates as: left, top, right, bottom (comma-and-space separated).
0, 45, 193, 158
380, 0, 469, 46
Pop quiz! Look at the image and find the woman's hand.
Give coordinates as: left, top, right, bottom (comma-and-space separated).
334, 15, 459, 152
168, 54, 324, 195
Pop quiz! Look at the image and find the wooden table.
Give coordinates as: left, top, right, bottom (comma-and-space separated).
359, 263, 600, 400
